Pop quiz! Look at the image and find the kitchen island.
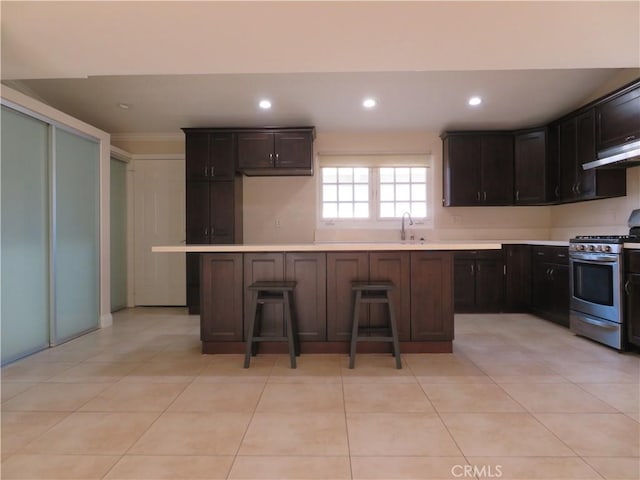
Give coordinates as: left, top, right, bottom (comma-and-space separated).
153, 242, 501, 354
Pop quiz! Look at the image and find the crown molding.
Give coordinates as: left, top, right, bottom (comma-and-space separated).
110, 132, 184, 142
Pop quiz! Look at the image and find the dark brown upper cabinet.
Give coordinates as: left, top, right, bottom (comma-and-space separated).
514, 128, 558, 205
596, 83, 640, 152
185, 131, 236, 181
442, 132, 513, 206
237, 128, 315, 176
555, 109, 626, 203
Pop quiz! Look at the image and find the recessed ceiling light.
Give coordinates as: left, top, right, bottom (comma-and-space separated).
259, 99, 272, 110
118, 103, 130, 110
362, 98, 377, 109
468, 96, 482, 107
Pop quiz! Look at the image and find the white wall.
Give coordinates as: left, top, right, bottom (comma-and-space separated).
243, 131, 551, 243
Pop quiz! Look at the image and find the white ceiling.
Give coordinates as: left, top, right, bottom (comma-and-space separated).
1, 1, 639, 135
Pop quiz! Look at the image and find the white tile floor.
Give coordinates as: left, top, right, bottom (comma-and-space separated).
2, 308, 639, 479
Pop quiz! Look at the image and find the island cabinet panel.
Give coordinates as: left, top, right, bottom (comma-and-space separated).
285, 252, 327, 342
200, 253, 243, 342
503, 244, 532, 312
410, 252, 454, 341
243, 253, 285, 338
369, 252, 411, 341
327, 252, 369, 341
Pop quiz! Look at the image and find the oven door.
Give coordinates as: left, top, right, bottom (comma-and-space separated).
569, 252, 622, 323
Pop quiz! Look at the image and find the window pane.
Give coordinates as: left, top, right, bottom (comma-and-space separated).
338, 184, 353, 202
338, 202, 353, 218
380, 168, 394, 183
411, 183, 426, 201
323, 184, 337, 202
354, 168, 369, 183
411, 167, 426, 182
395, 184, 410, 201
380, 202, 395, 218
338, 167, 353, 183
322, 167, 337, 183
396, 168, 410, 183
380, 184, 395, 201
354, 203, 369, 218
411, 202, 427, 218
395, 202, 411, 217
323, 202, 338, 218
354, 184, 368, 201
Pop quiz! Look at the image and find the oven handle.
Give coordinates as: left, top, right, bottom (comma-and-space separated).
569, 253, 619, 263
578, 315, 618, 330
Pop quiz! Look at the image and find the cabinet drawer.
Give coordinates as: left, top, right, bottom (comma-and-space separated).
454, 250, 502, 260
626, 250, 640, 273
532, 246, 568, 265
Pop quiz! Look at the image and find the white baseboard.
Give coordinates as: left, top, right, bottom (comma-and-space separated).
100, 313, 113, 328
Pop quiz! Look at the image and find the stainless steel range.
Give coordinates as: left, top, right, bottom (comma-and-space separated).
569, 211, 640, 350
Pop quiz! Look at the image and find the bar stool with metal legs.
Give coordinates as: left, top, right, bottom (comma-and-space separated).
349, 281, 402, 369
244, 281, 299, 369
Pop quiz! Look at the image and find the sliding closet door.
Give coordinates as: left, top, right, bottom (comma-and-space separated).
1, 107, 50, 363
53, 128, 100, 343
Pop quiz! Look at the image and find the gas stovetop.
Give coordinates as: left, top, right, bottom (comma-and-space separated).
571, 235, 640, 244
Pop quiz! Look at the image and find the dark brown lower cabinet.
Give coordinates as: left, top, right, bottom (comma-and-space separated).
453, 251, 504, 313
326, 252, 411, 342
504, 245, 532, 312
243, 253, 285, 338
285, 252, 327, 342
326, 252, 369, 341
531, 246, 570, 327
200, 253, 243, 342
626, 251, 640, 348
242, 252, 327, 342
410, 252, 454, 341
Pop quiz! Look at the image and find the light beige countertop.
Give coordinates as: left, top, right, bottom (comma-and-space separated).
153, 241, 503, 253
625, 243, 640, 249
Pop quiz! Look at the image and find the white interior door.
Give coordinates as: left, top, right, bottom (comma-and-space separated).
134, 158, 186, 305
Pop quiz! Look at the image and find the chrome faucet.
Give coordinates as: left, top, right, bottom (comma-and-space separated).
401, 211, 414, 241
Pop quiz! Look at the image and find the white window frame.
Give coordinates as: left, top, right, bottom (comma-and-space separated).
316, 154, 433, 230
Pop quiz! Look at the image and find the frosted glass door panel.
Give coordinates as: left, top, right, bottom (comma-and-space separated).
54, 128, 100, 343
1, 107, 50, 363
110, 158, 127, 311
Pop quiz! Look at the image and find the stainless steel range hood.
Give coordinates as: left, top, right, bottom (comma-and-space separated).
583, 140, 640, 170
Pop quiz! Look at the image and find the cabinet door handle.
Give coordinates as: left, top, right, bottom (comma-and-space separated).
575, 183, 581, 195
625, 280, 631, 295
476, 264, 481, 273
211, 166, 215, 176
555, 185, 560, 198
515, 190, 520, 202
571, 184, 576, 194
470, 264, 474, 275
503, 265, 507, 276
269, 153, 273, 162
476, 191, 481, 202
204, 166, 208, 177
204, 227, 208, 237
549, 267, 555, 280
275, 153, 279, 161
536, 251, 545, 256
625, 135, 636, 142
483, 191, 487, 201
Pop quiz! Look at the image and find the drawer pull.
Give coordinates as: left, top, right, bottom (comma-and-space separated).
625, 135, 636, 142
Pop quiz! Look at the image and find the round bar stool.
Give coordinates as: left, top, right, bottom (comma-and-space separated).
349, 281, 402, 369
244, 280, 299, 369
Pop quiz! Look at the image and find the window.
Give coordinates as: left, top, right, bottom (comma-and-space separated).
318, 155, 431, 226
379, 167, 427, 218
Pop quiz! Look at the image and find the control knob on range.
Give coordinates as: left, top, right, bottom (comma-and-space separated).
588, 245, 596, 251
578, 244, 586, 251
603, 245, 611, 253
